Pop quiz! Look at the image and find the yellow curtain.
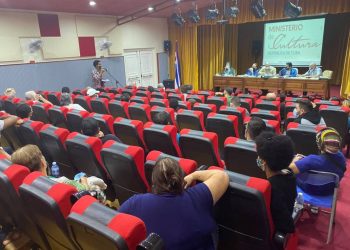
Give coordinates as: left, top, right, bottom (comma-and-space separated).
224, 24, 238, 71
168, 22, 199, 90
340, 29, 350, 97
198, 25, 225, 90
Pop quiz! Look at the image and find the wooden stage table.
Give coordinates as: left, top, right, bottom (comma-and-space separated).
213, 76, 330, 99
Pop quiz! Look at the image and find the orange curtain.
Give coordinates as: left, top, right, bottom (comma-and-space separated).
224, 24, 239, 71
340, 29, 350, 97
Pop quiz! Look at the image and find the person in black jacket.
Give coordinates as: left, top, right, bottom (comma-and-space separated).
293, 99, 325, 125
81, 117, 121, 144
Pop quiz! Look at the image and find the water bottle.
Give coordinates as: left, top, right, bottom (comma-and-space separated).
294, 192, 304, 212
51, 162, 60, 178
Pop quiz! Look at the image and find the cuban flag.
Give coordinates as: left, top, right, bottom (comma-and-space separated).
174, 41, 181, 89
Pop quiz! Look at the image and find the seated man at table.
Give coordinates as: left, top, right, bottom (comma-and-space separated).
246, 63, 259, 77
279, 62, 298, 78
259, 63, 276, 77
221, 62, 236, 77
303, 63, 322, 78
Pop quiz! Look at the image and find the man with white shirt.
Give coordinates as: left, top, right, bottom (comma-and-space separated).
303, 63, 322, 78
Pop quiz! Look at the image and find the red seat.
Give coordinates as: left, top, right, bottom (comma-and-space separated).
168, 93, 184, 101
255, 99, 280, 111
99, 92, 115, 100
88, 113, 114, 135
67, 195, 147, 250
128, 103, 151, 124
113, 117, 147, 150
176, 109, 205, 131
121, 88, 136, 97
48, 105, 69, 128
108, 100, 129, 118
284, 102, 297, 118
17, 120, 44, 147
47, 92, 61, 106
135, 90, 151, 98
130, 96, 149, 105
186, 94, 205, 103
73, 95, 92, 112
19, 172, 79, 250
197, 90, 214, 102
66, 109, 90, 132
150, 98, 169, 108
143, 122, 182, 157
177, 100, 191, 110
237, 93, 258, 106
251, 108, 280, 121
206, 96, 227, 111
314, 99, 339, 108
219, 106, 246, 138
151, 92, 166, 99
179, 129, 224, 168
239, 98, 253, 112
31, 103, 52, 123
90, 97, 110, 114
150, 106, 177, 126
244, 117, 281, 134
192, 103, 216, 121
101, 141, 148, 203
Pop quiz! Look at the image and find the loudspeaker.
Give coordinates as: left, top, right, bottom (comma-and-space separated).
164, 40, 171, 52
252, 40, 262, 57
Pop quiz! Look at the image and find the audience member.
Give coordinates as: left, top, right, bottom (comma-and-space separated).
224, 87, 233, 105
60, 93, 86, 111
293, 99, 325, 125
147, 86, 155, 93
255, 132, 296, 234
62, 87, 70, 93
120, 93, 131, 102
279, 94, 286, 120
25, 90, 52, 105
16, 104, 33, 119
119, 157, 229, 249
0, 115, 23, 159
169, 98, 179, 111
230, 96, 250, 116
153, 111, 170, 125
81, 117, 121, 144
279, 62, 298, 77
245, 116, 267, 141
266, 92, 277, 101
289, 127, 346, 193
4, 88, 16, 98
188, 98, 197, 109
87, 88, 100, 98
157, 83, 165, 89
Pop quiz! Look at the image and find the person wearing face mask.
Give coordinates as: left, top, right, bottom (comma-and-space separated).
246, 63, 259, 77
293, 99, 326, 125
258, 62, 276, 77
255, 132, 297, 234
303, 63, 322, 78
221, 62, 236, 77
279, 62, 298, 78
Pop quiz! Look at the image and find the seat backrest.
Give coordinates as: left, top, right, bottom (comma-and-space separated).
151, 92, 166, 99
39, 124, 76, 179
219, 106, 246, 138
17, 120, 44, 147
192, 103, 216, 121
186, 94, 205, 103
47, 92, 61, 106
48, 106, 68, 128
239, 98, 253, 112
215, 171, 274, 250
99, 92, 115, 100
89, 113, 114, 135
135, 90, 150, 98
67, 195, 147, 250
168, 93, 184, 101
143, 122, 181, 157
224, 137, 265, 178
19, 172, 79, 250
150, 106, 177, 126
206, 113, 239, 157
130, 96, 149, 105
251, 108, 280, 121
73, 95, 92, 112
66, 109, 90, 132
149, 98, 169, 108
177, 101, 191, 110
90, 98, 110, 114
284, 102, 296, 118
244, 117, 281, 134
314, 99, 339, 109
176, 109, 205, 131
286, 122, 325, 155
101, 141, 148, 203
238, 93, 257, 106
144, 150, 197, 187
322, 70, 333, 79
31, 103, 52, 123
128, 103, 151, 124
108, 100, 129, 118
255, 100, 280, 111
179, 129, 224, 168
3, 98, 18, 115
113, 117, 146, 149
65, 132, 108, 180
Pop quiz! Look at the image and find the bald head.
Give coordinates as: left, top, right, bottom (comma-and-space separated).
266, 92, 277, 101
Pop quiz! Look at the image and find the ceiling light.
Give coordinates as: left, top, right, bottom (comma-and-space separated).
176, 0, 181, 2
206, 4, 219, 21
284, 1, 302, 18
250, 0, 266, 19
148, 6, 154, 12
171, 13, 185, 26
187, 3, 200, 24
89, 0, 96, 6
226, 0, 239, 18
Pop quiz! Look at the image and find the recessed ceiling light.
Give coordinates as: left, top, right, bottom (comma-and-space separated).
148, 6, 154, 12
176, 0, 181, 2
89, 1, 96, 6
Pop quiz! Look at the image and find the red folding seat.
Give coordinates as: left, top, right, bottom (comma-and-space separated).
122, 88, 136, 97
178, 100, 191, 110
3, 97, 21, 115
0, 113, 23, 149
73, 95, 92, 112
150, 106, 176, 126
206, 113, 239, 156
47, 92, 61, 106
244, 117, 281, 134
0, 163, 50, 250
66, 109, 90, 132
90, 97, 110, 114
186, 94, 205, 103
19, 172, 79, 250
286, 122, 325, 155
108, 100, 129, 118
197, 90, 214, 102
143, 122, 181, 157
128, 103, 151, 123
192, 103, 216, 121
113, 94, 122, 100
17, 120, 44, 147
168, 93, 184, 101
224, 137, 264, 178
165, 88, 179, 95
65, 132, 109, 181
99, 92, 115, 100
285, 97, 305, 102
67, 195, 152, 250
179, 129, 224, 168
255, 99, 280, 111
31, 102, 52, 123
48, 105, 69, 128
219, 106, 247, 138
285, 102, 297, 117
39, 124, 76, 179
113, 117, 147, 149
251, 108, 280, 121
145, 150, 197, 187
137, 86, 147, 91
101, 141, 149, 203
130, 96, 149, 105
238, 93, 258, 106
88, 113, 114, 135
151, 92, 166, 99
206, 96, 227, 112
314, 99, 339, 109
136, 90, 150, 98
215, 170, 299, 250
239, 98, 253, 112
176, 109, 205, 131
150, 98, 169, 108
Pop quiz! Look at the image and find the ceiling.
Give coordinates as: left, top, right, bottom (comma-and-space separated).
0, 0, 214, 18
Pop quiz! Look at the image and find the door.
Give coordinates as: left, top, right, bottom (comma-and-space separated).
140, 50, 154, 87
124, 51, 141, 86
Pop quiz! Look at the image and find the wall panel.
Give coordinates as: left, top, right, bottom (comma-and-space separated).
42, 37, 80, 59
0, 37, 22, 62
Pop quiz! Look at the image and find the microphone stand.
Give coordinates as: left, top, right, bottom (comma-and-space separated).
104, 68, 121, 88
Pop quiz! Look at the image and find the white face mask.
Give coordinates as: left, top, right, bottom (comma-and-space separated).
256, 157, 265, 172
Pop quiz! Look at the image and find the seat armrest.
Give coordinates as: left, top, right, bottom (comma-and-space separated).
307, 170, 340, 187
197, 165, 209, 171
274, 231, 290, 250
137, 233, 164, 250
292, 208, 302, 224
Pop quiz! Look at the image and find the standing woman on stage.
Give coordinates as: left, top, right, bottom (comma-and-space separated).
92, 60, 105, 89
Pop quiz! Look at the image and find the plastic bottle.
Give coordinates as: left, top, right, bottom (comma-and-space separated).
294, 192, 304, 212
51, 162, 60, 178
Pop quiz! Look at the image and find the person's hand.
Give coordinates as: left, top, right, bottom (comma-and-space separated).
311, 102, 316, 108
16, 118, 24, 126
80, 176, 89, 189
293, 154, 304, 162
184, 173, 196, 189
